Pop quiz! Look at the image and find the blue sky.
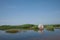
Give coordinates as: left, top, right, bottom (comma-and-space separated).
0, 0, 60, 25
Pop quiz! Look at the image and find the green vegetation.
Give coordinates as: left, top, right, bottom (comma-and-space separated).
32, 25, 38, 29
0, 24, 60, 31
0, 24, 38, 30
44, 24, 60, 27
46, 25, 54, 31
44, 24, 60, 31
0, 24, 60, 33
6, 29, 19, 33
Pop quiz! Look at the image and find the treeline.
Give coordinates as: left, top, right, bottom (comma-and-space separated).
44, 24, 60, 27
0, 24, 60, 30
0, 24, 38, 30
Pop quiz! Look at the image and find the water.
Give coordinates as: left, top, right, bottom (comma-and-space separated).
0, 29, 60, 40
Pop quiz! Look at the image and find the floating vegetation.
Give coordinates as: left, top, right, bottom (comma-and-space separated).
6, 29, 19, 33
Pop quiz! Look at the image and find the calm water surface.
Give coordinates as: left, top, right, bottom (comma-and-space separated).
0, 29, 60, 40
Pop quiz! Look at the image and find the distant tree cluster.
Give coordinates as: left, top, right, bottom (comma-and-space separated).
0, 24, 38, 30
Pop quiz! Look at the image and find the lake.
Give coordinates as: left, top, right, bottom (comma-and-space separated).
0, 28, 60, 40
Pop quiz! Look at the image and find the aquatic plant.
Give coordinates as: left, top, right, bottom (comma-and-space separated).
6, 29, 19, 33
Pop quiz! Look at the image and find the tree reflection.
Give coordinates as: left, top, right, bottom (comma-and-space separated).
46, 28, 54, 32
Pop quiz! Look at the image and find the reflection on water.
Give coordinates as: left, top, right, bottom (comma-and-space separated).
46, 28, 54, 32
0, 28, 60, 40
38, 29, 44, 32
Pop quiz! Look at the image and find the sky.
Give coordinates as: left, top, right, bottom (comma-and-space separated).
0, 0, 60, 25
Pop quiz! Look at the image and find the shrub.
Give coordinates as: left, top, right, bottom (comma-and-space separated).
46, 26, 54, 31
